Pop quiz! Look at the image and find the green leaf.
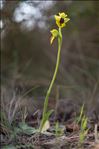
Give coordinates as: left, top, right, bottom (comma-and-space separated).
41, 110, 54, 133
19, 122, 38, 135
13, 122, 38, 136
77, 104, 84, 124
41, 120, 50, 133
45, 110, 54, 120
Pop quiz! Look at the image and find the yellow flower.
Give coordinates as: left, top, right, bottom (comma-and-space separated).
55, 12, 70, 28
50, 29, 58, 44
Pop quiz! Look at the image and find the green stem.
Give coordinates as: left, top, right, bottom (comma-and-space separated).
39, 28, 62, 132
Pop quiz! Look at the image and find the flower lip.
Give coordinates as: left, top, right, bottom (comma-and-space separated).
60, 18, 64, 24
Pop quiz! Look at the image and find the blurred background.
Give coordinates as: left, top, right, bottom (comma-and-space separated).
1, 0, 99, 111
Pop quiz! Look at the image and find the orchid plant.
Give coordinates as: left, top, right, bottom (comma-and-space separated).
39, 12, 70, 132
